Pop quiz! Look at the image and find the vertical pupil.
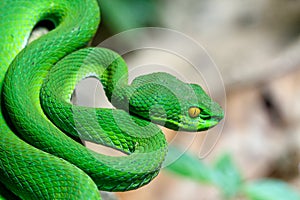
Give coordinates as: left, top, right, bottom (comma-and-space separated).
189, 107, 200, 118
193, 109, 197, 116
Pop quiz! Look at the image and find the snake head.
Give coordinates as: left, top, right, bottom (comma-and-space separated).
114, 72, 224, 132
173, 83, 224, 131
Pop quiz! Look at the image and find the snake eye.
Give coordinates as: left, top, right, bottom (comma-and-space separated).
188, 107, 201, 118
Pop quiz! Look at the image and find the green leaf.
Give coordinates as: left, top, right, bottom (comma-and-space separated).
244, 179, 300, 200
211, 154, 243, 198
165, 148, 243, 199
98, 0, 158, 32
164, 146, 215, 183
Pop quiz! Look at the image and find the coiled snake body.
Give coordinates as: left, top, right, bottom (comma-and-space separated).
0, 0, 223, 199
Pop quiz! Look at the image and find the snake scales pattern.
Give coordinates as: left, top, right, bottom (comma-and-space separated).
0, 0, 223, 199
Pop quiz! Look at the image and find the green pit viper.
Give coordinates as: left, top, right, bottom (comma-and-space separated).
0, 0, 224, 199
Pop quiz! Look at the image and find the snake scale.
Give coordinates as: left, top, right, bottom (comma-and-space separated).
0, 0, 224, 199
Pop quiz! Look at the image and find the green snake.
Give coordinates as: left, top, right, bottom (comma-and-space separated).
0, 0, 224, 199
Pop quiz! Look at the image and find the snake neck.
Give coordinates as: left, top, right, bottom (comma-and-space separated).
39, 47, 168, 189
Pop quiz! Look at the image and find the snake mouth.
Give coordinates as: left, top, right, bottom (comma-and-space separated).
197, 118, 220, 130
149, 115, 222, 132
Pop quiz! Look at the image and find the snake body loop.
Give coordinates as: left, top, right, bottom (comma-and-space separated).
0, 0, 223, 199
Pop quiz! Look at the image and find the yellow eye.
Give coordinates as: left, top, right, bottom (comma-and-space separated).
188, 107, 201, 118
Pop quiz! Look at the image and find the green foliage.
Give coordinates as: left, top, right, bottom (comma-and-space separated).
166, 146, 215, 183
165, 146, 300, 200
211, 154, 242, 198
244, 179, 300, 200
98, 0, 159, 32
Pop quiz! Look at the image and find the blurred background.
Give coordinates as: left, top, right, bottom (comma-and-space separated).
74, 0, 300, 199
